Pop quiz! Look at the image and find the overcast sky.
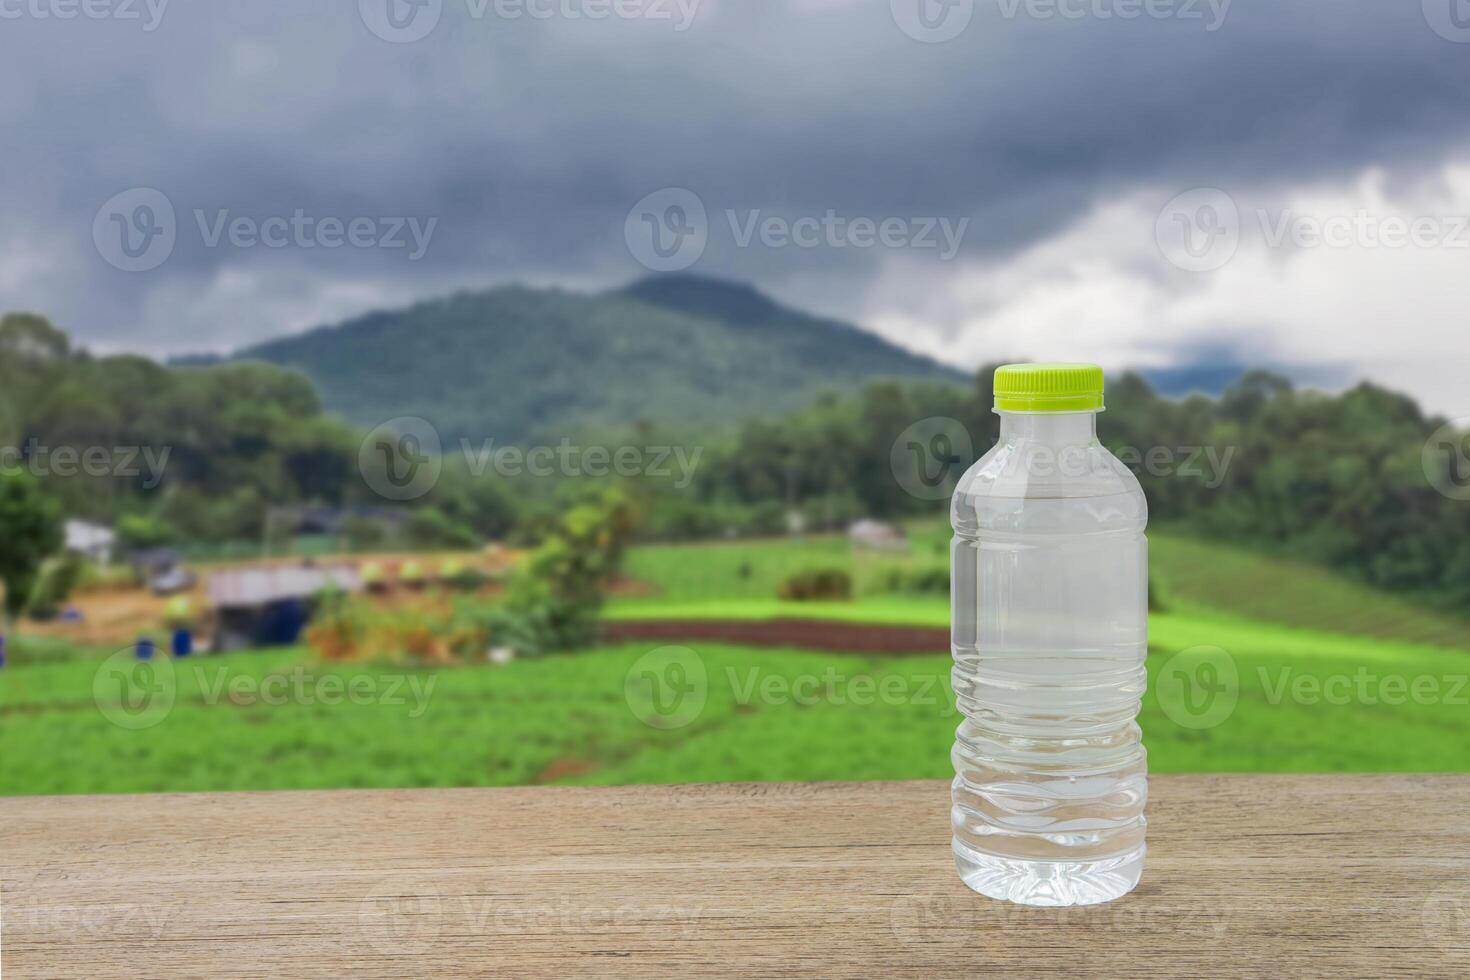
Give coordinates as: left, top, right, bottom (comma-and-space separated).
3, 0, 1469, 413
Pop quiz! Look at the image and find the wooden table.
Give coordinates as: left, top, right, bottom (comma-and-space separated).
3, 776, 1467, 977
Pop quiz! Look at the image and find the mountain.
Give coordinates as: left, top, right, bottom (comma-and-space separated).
1137, 358, 1349, 400
208, 276, 968, 444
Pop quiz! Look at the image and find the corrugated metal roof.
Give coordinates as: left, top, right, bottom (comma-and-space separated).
208, 565, 362, 608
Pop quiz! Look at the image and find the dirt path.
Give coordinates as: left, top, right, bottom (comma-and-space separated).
601, 618, 948, 654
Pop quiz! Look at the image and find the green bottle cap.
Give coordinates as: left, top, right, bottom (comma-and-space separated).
993, 363, 1105, 413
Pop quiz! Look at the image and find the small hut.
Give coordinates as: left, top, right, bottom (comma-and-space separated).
848, 519, 910, 553
207, 564, 362, 651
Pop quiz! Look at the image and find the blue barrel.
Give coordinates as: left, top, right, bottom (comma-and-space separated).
171, 629, 193, 658
136, 637, 156, 661
0, 634, 6, 670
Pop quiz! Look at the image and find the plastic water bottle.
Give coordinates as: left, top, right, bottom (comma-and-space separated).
950, 364, 1148, 906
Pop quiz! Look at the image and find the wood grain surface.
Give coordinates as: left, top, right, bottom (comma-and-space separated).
2, 775, 1468, 978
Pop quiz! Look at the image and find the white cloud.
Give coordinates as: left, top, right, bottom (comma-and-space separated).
856, 158, 1470, 416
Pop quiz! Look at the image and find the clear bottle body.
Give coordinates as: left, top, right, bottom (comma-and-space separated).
950, 410, 1148, 906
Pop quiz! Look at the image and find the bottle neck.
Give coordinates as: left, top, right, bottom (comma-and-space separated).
997, 410, 1099, 447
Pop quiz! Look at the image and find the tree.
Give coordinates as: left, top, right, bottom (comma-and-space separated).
483, 489, 636, 655
0, 471, 63, 620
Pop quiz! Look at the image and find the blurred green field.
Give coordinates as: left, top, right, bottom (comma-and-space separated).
4, 624, 1466, 796
617, 524, 1470, 650
2, 528, 1467, 796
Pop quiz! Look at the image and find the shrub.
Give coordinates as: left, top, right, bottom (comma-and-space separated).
409, 507, 479, 549
27, 552, 87, 620
878, 565, 950, 596
116, 512, 176, 551
483, 489, 636, 656
777, 567, 853, 601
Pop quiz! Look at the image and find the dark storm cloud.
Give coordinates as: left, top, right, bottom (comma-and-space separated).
1, 0, 1468, 352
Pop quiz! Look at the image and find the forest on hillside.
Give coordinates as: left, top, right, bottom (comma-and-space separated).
2, 311, 1467, 608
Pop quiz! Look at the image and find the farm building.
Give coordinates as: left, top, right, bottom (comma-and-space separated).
64, 519, 116, 564
848, 519, 909, 552
208, 564, 362, 651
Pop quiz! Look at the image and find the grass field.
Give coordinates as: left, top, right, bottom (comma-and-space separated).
2, 528, 1467, 796
616, 524, 1470, 650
